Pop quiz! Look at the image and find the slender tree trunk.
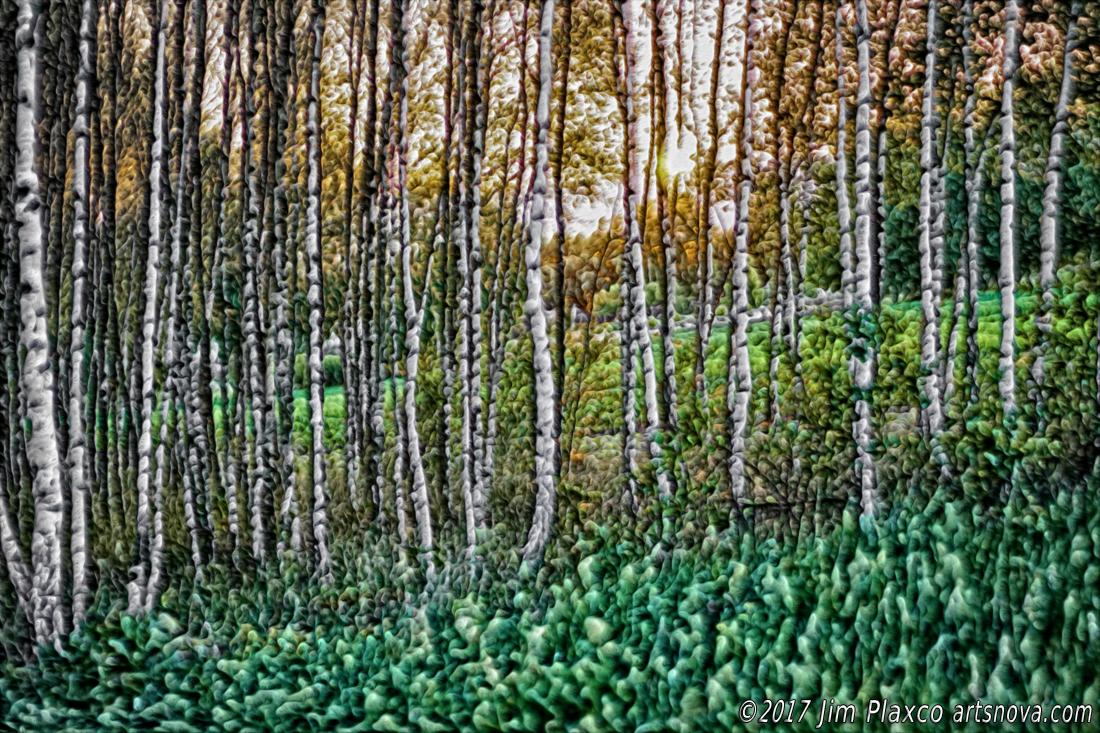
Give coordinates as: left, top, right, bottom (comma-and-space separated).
0, 76, 31, 620
385, 234, 410, 547
959, 0, 982, 408
235, 1, 271, 567
692, 0, 727, 408
342, 0, 364, 513
66, 0, 98, 624
835, 1, 853, 310
129, 0, 168, 615
269, 0, 301, 559
210, 0, 241, 564
306, 0, 331, 582
16, 0, 67, 649
617, 205, 640, 511
551, 0, 573, 480
359, 0, 382, 517
389, 0, 434, 574
173, 0, 211, 579
870, 0, 902, 302
482, 19, 526, 502
727, 0, 756, 510
917, 0, 944, 440
432, 0, 457, 517
521, 0, 559, 567
1033, 0, 1081, 417
851, 0, 878, 514
455, 0, 489, 541
997, 0, 1019, 420
611, 0, 670, 502
651, 0, 680, 488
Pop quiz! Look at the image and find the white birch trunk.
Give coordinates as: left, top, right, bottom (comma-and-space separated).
917, 0, 944, 438
616, 0, 670, 501
392, 0, 434, 576
1034, 1, 1081, 406
835, 3, 854, 310
16, 0, 66, 647
661, 178, 680, 434
466, 0, 488, 528
997, 0, 1019, 419
521, 0, 559, 566
726, 2, 757, 509
852, 0, 878, 515
943, 245, 967, 414
127, 0, 167, 615
306, 0, 331, 581
618, 188, 640, 509
875, 128, 887, 298
67, 0, 96, 624
383, 195, 410, 547
239, 20, 269, 567
960, 0, 982, 407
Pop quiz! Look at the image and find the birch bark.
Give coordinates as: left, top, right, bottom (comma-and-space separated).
521, 0, 559, 566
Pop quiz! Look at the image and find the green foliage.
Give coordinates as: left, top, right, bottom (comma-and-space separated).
5, 486, 1100, 732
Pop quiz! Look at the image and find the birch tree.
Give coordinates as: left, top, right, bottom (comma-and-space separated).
851, 0, 877, 515
916, 0, 945, 442
610, 0, 671, 502
727, 0, 756, 510
390, 0, 434, 574
835, 0, 854, 310
997, 0, 1019, 420
174, 0, 211, 579
521, 0, 559, 567
270, 0, 302, 557
652, 0, 679, 440
692, 0, 728, 403
1033, 0, 1082, 416
14, 0, 69, 647
959, 0, 983, 408
210, 0, 242, 562
128, 0, 169, 615
238, 0, 270, 565
306, 0, 331, 581
67, 0, 97, 624
0, 32, 31, 620
460, 0, 489, 537
342, 0, 364, 514
551, 0, 574, 474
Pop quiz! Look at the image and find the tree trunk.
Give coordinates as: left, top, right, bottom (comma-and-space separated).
342, 0, 364, 513
521, 0, 559, 567
852, 0, 878, 515
959, 0, 982, 408
692, 0, 727, 410
551, 0, 574, 479
1033, 0, 1081, 417
997, 0, 1019, 420
652, 0, 679, 442
389, 0, 434, 575
727, 0, 756, 510
835, 2, 853, 310
127, 0, 168, 614
917, 0, 944, 440
306, 0, 331, 582
238, 1, 271, 567
66, 0, 98, 624
611, 0, 670, 502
